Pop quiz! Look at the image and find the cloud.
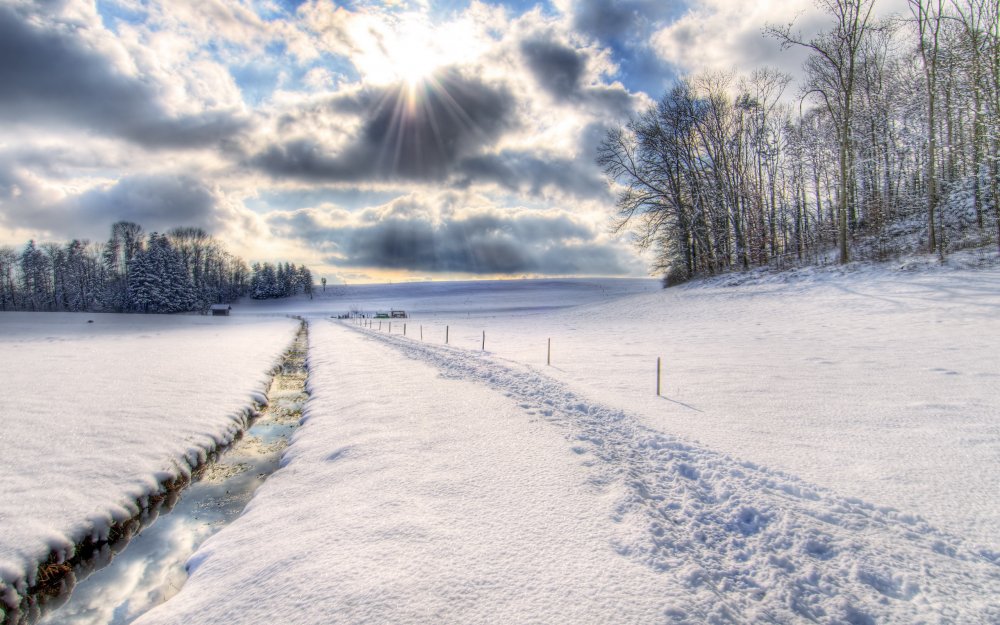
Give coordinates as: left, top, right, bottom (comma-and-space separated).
0, 2, 248, 148
0, 169, 234, 242
570, 0, 678, 43
651, 0, 908, 82
518, 34, 637, 116
266, 197, 638, 276
250, 69, 517, 182
74, 175, 225, 234
455, 151, 609, 199
521, 37, 586, 96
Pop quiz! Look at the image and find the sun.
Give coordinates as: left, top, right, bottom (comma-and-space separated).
350, 10, 485, 89
377, 15, 447, 90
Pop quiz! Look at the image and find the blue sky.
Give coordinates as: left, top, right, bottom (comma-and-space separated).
0, 0, 882, 282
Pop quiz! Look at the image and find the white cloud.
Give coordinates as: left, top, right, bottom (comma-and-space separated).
652, 0, 909, 83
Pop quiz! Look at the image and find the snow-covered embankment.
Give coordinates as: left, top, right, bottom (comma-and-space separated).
0, 313, 300, 613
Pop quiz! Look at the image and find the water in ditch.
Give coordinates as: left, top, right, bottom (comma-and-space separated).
26, 326, 309, 625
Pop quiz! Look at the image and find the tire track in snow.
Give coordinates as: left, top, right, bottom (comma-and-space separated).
346, 322, 1000, 624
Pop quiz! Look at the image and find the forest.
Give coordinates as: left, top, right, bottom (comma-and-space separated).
599, 0, 1000, 284
0, 221, 313, 313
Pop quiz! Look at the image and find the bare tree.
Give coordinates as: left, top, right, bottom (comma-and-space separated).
909, 0, 948, 254
768, 0, 879, 264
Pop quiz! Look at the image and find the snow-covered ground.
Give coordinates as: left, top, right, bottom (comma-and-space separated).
387, 262, 1000, 553
6, 257, 1000, 623
0, 312, 299, 605
134, 259, 1000, 624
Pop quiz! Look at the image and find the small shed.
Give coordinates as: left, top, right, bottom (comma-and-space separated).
210, 304, 232, 316
390, 309, 407, 318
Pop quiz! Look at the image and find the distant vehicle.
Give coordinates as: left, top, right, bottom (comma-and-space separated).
391, 309, 407, 318
210, 304, 232, 316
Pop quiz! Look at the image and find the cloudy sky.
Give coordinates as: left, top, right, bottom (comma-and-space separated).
0, 0, 899, 282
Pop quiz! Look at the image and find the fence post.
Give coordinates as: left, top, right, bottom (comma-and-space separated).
404, 323, 407, 336
420, 325, 423, 341
547, 338, 551, 366
389, 321, 392, 334
446, 325, 449, 344
482, 330, 485, 351
656, 357, 661, 396
379, 321, 382, 331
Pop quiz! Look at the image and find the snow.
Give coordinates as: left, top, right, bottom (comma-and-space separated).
134, 259, 1000, 624
0, 312, 299, 604
7, 258, 1000, 623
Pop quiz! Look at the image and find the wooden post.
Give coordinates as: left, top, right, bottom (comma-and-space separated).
656, 357, 661, 396
482, 330, 485, 351
404, 323, 407, 336
547, 338, 551, 366
389, 321, 392, 334
446, 325, 449, 344
379, 321, 382, 331
420, 325, 423, 341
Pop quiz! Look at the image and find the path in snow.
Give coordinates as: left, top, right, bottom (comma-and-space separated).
351, 321, 1000, 624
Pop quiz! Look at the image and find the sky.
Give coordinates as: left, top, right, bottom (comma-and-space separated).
0, 0, 903, 283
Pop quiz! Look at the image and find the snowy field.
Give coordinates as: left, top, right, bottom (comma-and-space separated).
4, 259, 1000, 623
368, 265, 1000, 552
239, 277, 658, 317
134, 260, 1000, 624
0, 313, 299, 606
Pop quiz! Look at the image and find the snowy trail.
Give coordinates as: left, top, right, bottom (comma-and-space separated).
350, 321, 1000, 623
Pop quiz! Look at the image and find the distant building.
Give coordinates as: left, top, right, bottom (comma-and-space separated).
210, 304, 232, 316
373, 310, 407, 318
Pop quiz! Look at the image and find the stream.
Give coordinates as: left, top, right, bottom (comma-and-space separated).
21, 323, 308, 625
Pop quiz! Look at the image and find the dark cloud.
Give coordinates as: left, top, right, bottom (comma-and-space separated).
74, 175, 222, 234
455, 151, 609, 200
268, 207, 632, 275
252, 70, 517, 182
518, 35, 639, 118
0, 168, 224, 241
572, 0, 678, 43
0, 3, 247, 148
520, 38, 585, 97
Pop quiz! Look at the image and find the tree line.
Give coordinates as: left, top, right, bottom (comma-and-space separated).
0, 221, 313, 313
599, 0, 999, 284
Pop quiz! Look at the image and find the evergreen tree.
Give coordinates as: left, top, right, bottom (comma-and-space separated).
20, 240, 51, 312
3, 223, 306, 312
